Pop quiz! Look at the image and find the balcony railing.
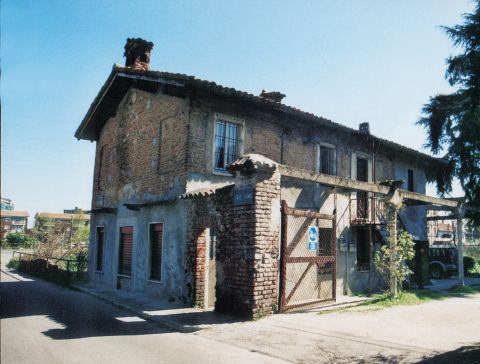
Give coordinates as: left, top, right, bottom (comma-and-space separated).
349, 196, 387, 226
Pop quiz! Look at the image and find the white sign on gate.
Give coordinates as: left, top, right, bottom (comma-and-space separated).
308, 226, 318, 251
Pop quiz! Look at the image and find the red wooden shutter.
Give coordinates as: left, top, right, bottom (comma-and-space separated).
150, 223, 163, 281
96, 227, 105, 271
119, 226, 133, 276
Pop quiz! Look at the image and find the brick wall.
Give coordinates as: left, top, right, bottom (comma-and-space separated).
92, 89, 190, 208
92, 87, 423, 211
186, 159, 281, 319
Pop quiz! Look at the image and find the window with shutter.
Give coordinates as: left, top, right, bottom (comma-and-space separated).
149, 223, 163, 281
96, 226, 105, 272
118, 226, 133, 276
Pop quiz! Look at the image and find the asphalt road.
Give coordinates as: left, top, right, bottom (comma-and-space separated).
3, 249, 479, 363
0, 254, 284, 364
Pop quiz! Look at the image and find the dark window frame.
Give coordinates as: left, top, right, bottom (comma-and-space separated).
356, 229, 370, 271
149, 222, 164, 282
319, 144, 336, 175
96, 226, 105, 272
118, 226, 133, 277
408, 169, 414, 192
214, 119, 240, 171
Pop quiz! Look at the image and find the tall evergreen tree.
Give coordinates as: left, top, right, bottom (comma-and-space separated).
418, 1, 480, 224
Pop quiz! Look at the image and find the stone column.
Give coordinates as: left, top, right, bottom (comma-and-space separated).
386, 201, 399, 296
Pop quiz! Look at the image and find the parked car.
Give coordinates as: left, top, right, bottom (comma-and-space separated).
429, 246, 458, 279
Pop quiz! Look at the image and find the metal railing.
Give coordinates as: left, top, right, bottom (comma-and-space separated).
12, 251, 88, 284
349, 196, 387, 225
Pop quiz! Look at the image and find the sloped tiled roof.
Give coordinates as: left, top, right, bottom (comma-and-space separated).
75, 65, 446, 171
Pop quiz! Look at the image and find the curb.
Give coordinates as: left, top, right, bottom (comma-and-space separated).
311, 298, 367, 313
71, 284, 196, 333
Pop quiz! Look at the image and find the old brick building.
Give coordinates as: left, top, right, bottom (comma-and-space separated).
76, 38, 445, 318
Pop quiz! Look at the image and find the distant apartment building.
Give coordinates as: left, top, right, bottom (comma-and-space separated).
35, 211, 90, 235
0, 210, 29, 240
63, 207, 86, 215
1, 197, 15, 211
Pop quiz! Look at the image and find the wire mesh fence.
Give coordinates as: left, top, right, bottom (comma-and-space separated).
280, 202, 336, 312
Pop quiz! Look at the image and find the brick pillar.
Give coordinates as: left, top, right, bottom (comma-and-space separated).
251, 169, 281, 318
194, 229, 207, 307
215, 154, 281, 319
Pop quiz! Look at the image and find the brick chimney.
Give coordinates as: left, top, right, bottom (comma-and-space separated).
124, 38, 154, 71
259, 90, 286, 103
359, 122, 370, 134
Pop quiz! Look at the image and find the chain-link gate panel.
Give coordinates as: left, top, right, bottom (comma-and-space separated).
279, 201, 336, 312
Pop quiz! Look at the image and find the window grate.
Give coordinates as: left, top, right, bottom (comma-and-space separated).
320, 145, 335, 175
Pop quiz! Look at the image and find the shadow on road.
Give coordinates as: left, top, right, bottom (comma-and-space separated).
1, 273, 176, 340
416, 343, 480, 364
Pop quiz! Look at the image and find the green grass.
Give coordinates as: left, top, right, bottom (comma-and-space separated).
318, 285, 480, 315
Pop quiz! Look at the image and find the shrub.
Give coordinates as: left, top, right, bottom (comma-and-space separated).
5, 231, 34, 248
374, 230, 415, 296
464, 256, 476, 272
6, 257, 19, 269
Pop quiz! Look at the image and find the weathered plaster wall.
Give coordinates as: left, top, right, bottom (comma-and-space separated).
394, 160, 428, 241
88, 201, 188, 301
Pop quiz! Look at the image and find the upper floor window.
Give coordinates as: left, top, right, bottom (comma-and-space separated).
408, 169, 414, 192
214, 119, 240, 170
318, 143, 336, 175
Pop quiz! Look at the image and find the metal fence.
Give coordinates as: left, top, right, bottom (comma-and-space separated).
13, 251, 88, 285
279, 202, 336, 312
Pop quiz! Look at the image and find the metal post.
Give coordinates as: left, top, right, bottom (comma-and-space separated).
368, 225, 373, 296
279, 200, 288, 312
457, 208, 465, 286
332, 215, 337, 301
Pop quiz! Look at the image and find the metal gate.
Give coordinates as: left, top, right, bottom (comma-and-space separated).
279, 201, 336, 312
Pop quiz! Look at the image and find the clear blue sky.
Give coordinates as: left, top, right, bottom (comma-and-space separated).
2, 0, 474, 225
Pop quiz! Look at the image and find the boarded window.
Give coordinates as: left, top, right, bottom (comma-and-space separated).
408, 169, 414, 192
118, 226, 133, 276
214, 120, 239, 170
149, 223, 163, 281
319, 145, 335, 175
96, 227, 105, 271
